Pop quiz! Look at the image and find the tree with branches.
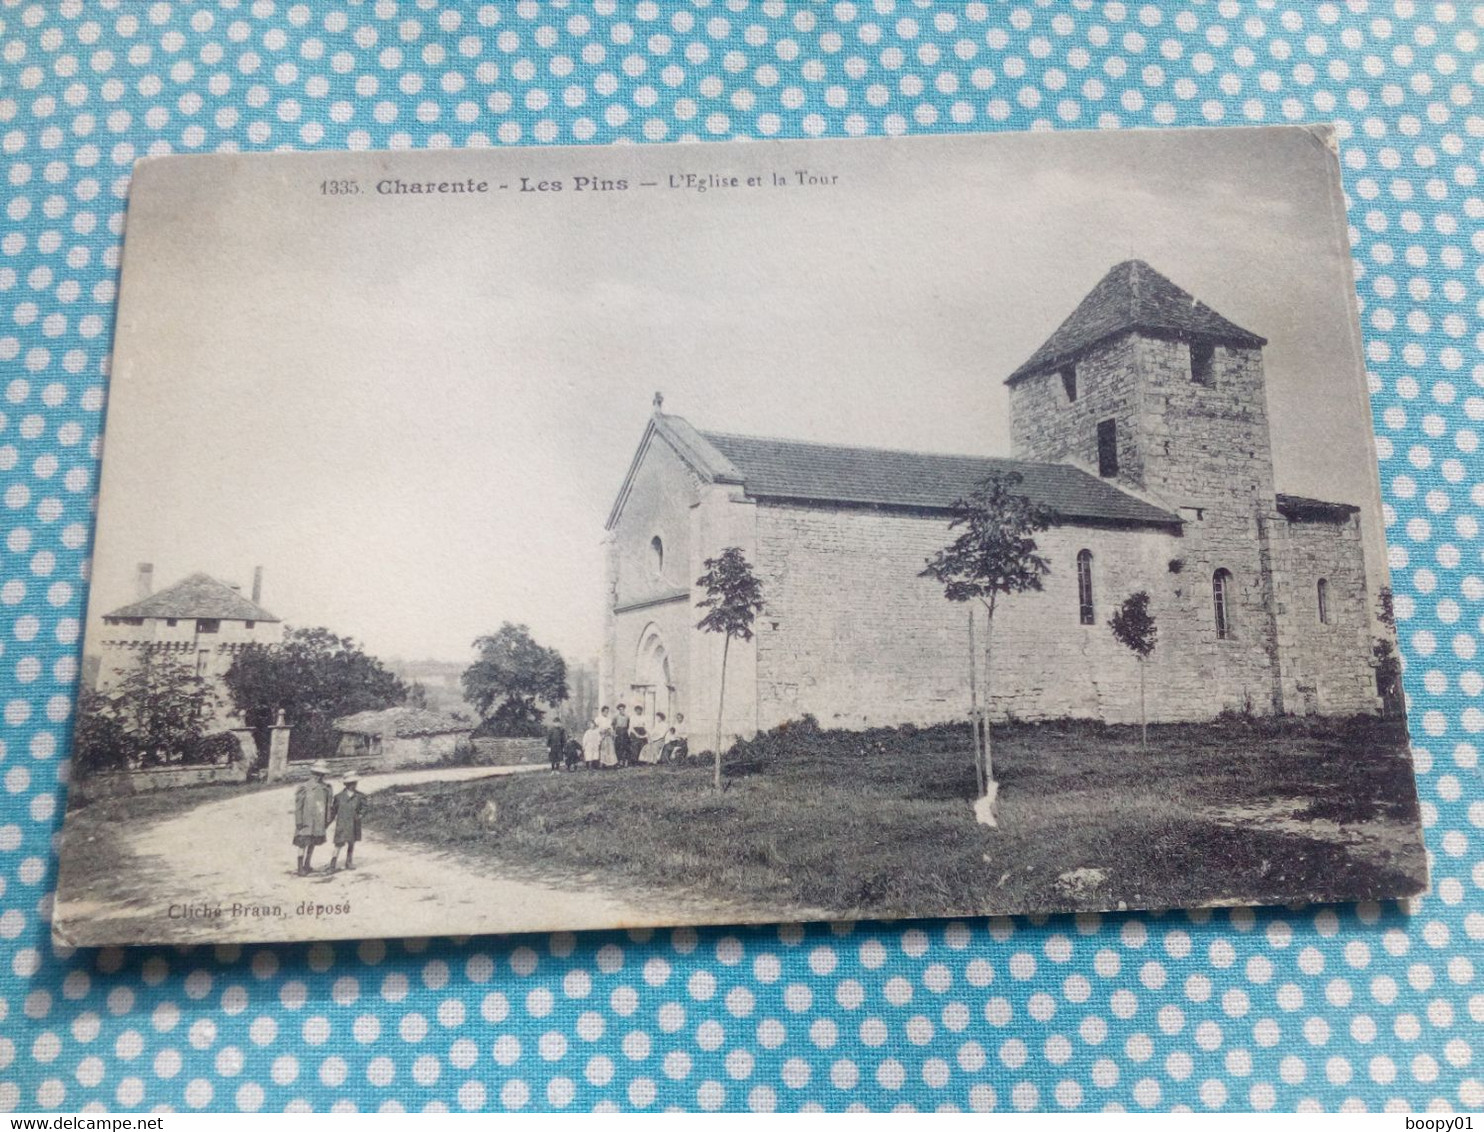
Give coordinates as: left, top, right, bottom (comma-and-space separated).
696, 547, 765, 792
922, 471, 1054, 820
74, 651, 218, 774
224, 626, 408, 761
1109, 590, 1158, 749
461, 622, 569, 737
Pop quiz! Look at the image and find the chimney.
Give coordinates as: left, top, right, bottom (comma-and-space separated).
251, 566, 263, 604
136, 562, 154, 600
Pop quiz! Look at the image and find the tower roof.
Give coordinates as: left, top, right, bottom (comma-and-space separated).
103, 572, 280, 622
1005, 260, 1267, 385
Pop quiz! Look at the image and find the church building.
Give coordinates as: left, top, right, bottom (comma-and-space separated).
602, 261, 1380, 747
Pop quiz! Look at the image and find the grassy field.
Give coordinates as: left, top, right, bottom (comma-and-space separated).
370, 714, 1427, 920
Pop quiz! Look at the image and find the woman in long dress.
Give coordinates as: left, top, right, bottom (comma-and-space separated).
596, 706, 618, 769
638, 711, 666, 765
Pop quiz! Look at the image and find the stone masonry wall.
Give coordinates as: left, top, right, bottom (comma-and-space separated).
1131, 338, 1277, 509
1127, 336, 1284, 712
1266, 512, 1380, 715
1008, 333, 1143, 480
752, 501, 1288, 729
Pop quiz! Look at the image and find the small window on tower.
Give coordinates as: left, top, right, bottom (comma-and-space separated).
649, 535, 664, 575
1097, 419, 1118, 478
1061, 364, 1077, 403
1190, 341, 1216, 386
1213, 569, 1234, 640
1316, 578, 1330, 624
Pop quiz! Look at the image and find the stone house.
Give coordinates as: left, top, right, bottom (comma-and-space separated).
332, 707, 473, 768
95, 565, 282, 729
602, 260, 1381, 746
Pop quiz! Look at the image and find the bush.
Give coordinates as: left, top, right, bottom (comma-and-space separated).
181, 731, 245, 767
72, 688, 132, 777
727, 713, 823, 766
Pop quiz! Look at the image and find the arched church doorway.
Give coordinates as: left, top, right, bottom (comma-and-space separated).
633, 625, 678, 726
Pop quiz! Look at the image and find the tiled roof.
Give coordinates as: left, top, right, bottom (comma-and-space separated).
698, 431, 1181, 527
1006, 260, 1267, 384
104, 572, 279, 622
333, 707, 473, 737
1276, 493, 1360, 521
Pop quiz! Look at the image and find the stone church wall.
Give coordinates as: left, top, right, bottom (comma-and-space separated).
1266, 512, 1380, 715
752, 501, 1284, 728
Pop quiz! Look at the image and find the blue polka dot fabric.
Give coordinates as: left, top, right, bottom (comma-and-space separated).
2, 0, 1481, 1114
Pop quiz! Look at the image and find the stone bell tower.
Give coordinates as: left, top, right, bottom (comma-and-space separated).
1004, 259, 1286, 713
1004, 259, 1275, 513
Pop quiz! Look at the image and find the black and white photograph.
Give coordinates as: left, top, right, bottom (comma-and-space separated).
53, 126, 1426, 947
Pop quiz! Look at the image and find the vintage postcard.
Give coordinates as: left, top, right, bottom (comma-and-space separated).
53, 126, 1426, 946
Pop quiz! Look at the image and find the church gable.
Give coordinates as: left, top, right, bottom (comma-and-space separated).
605, 410, 743, 533
606, 423, 704, 614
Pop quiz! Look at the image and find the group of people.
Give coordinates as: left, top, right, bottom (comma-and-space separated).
292, 762, 368, 875
545, 704, 689, 772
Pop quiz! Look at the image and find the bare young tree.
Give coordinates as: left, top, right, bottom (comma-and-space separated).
922, 471, 1054, 819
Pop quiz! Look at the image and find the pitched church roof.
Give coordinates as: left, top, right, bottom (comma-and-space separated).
104, 572, 280, 622
1006, 259, 1268, 385
607, 413, 1179, 529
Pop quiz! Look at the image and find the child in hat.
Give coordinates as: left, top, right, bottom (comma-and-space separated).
328, 772, 369, 872
293, 761, 333, 875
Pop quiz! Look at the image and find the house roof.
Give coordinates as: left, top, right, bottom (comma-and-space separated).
104, 572, 280, 622
605, 413, 1180, 528
1006, 260, 1268, 385
333, 707, 473, 737
1276, 493, 1360, 522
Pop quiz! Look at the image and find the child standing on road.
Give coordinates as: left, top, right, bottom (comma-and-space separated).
294, 761, 333, 875
328, 773, 368, 872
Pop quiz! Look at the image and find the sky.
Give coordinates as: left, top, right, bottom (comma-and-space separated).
86, 125, 1386, 666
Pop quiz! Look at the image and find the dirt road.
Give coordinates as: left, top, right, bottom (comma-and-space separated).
53, 766, 747, 946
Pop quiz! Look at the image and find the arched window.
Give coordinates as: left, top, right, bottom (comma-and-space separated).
1076, 550, 1095, 625
649, 535, 664, 575
1316, 578, 1330, 624
1213, 569, 1233, 639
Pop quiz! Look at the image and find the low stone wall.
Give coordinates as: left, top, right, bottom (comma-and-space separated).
470, 738, 546, 766
280, 738, 542, 778
282, 755, 369, 781
76, 761, 249, 802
